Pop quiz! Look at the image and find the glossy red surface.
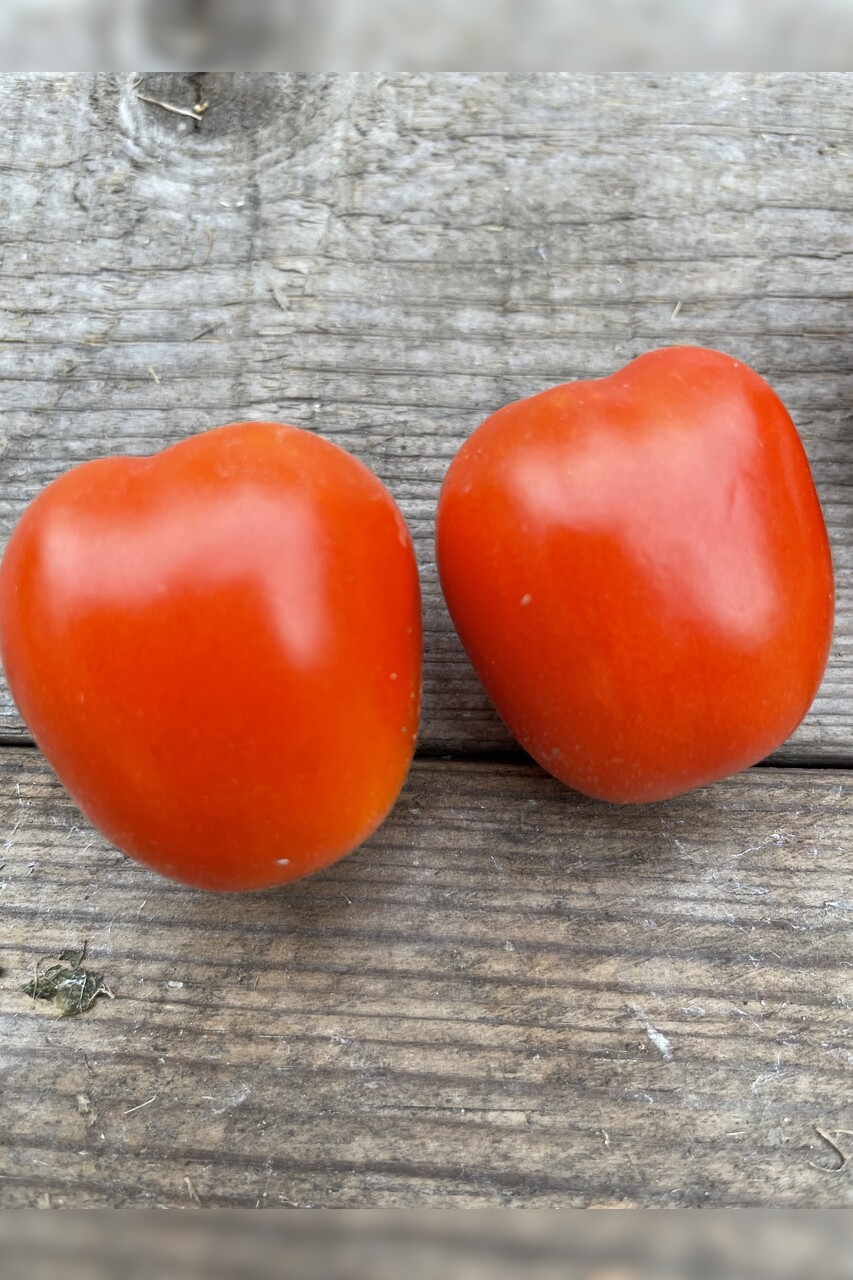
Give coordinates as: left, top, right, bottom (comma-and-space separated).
437, 347, 834, 802
0, 423, 422, 889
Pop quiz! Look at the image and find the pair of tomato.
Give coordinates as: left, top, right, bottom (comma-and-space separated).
0, 348, 834, 891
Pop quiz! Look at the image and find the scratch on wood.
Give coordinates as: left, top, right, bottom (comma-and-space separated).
269, 276, 290, 311
810, 1127, 851, 1172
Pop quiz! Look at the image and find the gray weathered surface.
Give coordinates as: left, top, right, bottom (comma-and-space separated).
2, 748, 853, 1208
1, 72, 852, 760
2, 73, 853, 1210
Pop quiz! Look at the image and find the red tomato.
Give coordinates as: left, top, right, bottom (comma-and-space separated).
0, 423, 421, 889
437, 347, 834, 803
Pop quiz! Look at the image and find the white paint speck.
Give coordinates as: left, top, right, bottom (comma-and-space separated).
520, 594, 532, 606
276, 858, 290, 866
389, 672, 397, 680
644, 1024, 673, 1061
630, 1003, 674, 1061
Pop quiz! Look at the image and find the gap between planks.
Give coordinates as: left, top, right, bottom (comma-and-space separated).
2, 734, 853, 775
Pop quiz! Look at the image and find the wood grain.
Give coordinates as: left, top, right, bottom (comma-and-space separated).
2, 71, 853, 1212
1, 73, 852, 761
2, 745, 853, 1208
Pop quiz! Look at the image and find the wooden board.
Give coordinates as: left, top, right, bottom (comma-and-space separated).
3, 72, 853, 1210
1, 72, 853, 762
2, 746, 853, 1208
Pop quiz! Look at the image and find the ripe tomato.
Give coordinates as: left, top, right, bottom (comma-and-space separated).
0, 423, 421, 889
437, 347, 833, 803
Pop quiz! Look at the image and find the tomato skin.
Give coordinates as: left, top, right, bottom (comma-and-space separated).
437, 347, 834, 803
0, 423, 421, 890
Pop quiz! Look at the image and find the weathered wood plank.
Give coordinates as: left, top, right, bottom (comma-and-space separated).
2, 746, 853, 1207
1, 73, 852, 759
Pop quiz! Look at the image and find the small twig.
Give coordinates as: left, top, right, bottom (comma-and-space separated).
123, 1095, 157, 1116
184, 1175, 202, 1205
671, 300, 683, 320
137, 94, 207, 124
147, 368, 160, 385
202, 227, 214, 265
810, 1126, 850, 1172
191, 325, 216, 342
